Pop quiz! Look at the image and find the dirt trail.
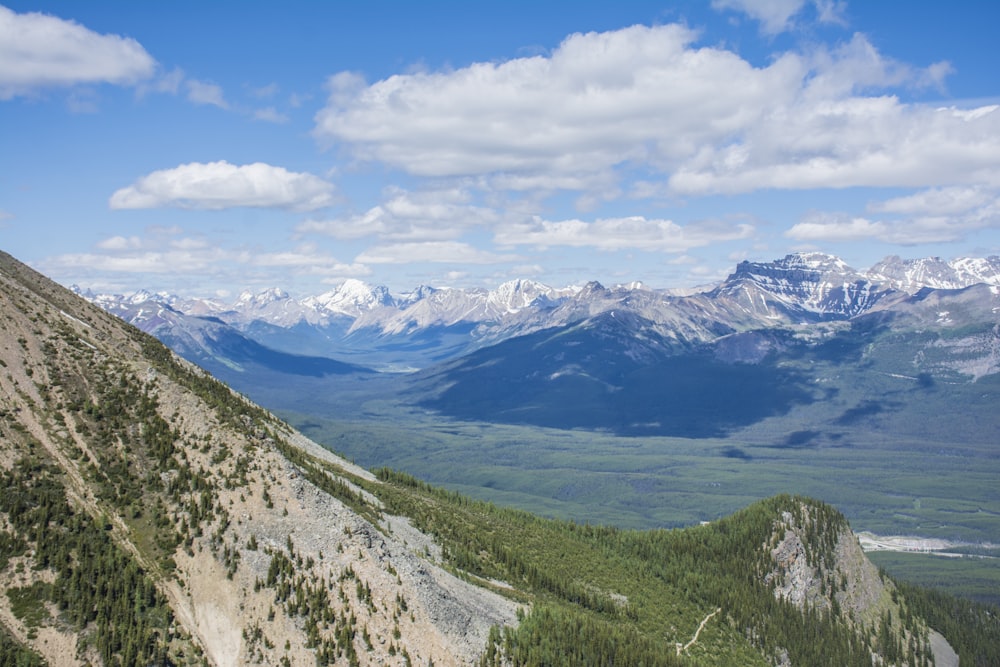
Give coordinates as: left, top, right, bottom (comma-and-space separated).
676, 607, 721, 656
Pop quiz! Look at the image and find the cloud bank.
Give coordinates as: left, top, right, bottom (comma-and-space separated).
314, 23, 994, 200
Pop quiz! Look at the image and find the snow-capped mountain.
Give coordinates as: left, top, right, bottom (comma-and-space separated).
350, 280, 578, 336
303, 279, 396, 319
711, 252, 889, 319
866, 255, 1000, 293
225, 287, 320, 326
76, 253, 1000, 373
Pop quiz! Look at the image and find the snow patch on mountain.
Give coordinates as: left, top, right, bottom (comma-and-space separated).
304, 279, 396, 318
867, 255, 1000, 293
75, 252, 1000, 370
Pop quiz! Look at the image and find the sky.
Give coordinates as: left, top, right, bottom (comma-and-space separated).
1, 1, 999, 298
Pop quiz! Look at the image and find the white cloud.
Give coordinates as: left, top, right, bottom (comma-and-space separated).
494, 215, 754, 252
315, 24, 801, 182
313, 23, 983, 202
787, 198, 1000, 245
813, 0, 848, 26
786, 212, 888, 242
42, 233, 371, 292
870, 186, 996, 217
711, 0, 846, 34
136, 67, 184, 97
356, 241, 519, 265
96, 235, 142, 250
48, 248, 234, 275
186, 79, 228, 108
297, 187, 500, 241
668, 100, 1000, 195
109, 161, 337, 211
0, 5, 156, 99
712, 0, 807, 34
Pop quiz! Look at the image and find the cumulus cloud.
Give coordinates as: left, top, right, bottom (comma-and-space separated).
786, 212, 889, 242
495, 215, 754, 252
296, 187, 500, 241
96, 235, 143, 250
869, 186, 997, 217
315, 24, 801, 182
313, 22, 983, 202
668, 101, 999, 195
0, 5, 156, 99
109, 161, 337, 211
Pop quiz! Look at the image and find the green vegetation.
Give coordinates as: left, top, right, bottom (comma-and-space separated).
895, 581, 1000, 666
338, 460, 925, 665
0, 626, 45, 667
286, 405, 1000, 543
867, 551, 1000, 606
0, 459, 173, 666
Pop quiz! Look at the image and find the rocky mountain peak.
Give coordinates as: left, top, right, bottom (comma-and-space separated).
308, 279, 396, 316
867, 255, 1000, 293
488, 278, 559, 313
718, 253, 876, 318
398, 284, 438, 305
729, 252, 859, 283
237, 286, 289, 303
577, 280, 608, 299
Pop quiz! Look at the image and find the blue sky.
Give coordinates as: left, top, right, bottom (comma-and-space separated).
1, 1, 998, 297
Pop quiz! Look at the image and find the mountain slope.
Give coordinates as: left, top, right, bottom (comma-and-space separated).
408, 312, 816, 436
407, 279, 1000, 437
0, 251, 517, 665
78, 288, 373, 379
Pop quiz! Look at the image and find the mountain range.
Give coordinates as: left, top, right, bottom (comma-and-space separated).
74, 253, 1000, 431
75, 253, 1000, 371
9, 249, 1000, 664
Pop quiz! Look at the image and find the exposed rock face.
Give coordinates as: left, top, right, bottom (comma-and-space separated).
764, 504, 959, 667
766, 508, 884, 618
715, 253, 887, 318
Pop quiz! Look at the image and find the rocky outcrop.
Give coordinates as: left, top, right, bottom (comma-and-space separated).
764, 503, 958, 667
766, 508, 884, 618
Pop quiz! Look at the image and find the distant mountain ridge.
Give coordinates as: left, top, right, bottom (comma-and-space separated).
74, 252, 1000, 375
77, 252, 1000, 333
